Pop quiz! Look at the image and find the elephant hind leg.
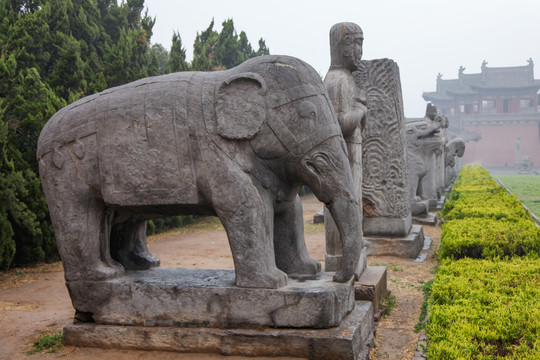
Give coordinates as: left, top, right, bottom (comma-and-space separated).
47, 190, 124, 282
274, 195, 321, 278
110, 220, 160, 270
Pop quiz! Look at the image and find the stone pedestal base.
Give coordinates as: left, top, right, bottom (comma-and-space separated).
428, 198, 438, 210
355, 266, 388, 312
363, 214, 412, 238
363, 225, 424, 258
436, 195, 447, 210
412, 213, 438, 226
67, 268, 354, 329
64, 301, 375, 360
313, 209, 324, 223
325, 246, 367, 280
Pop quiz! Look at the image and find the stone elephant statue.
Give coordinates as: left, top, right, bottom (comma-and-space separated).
37, 55, 362, 289
405, 116, 444, 215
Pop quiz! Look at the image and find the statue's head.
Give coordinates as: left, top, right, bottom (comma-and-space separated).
425, 103, 437, 121
329, 22, 363, 71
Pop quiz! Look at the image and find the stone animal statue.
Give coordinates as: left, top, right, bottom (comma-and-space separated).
405, 117, 444, 215
444, 138, 466, 168
444, 138, 466, 187
37, 55, 362, 289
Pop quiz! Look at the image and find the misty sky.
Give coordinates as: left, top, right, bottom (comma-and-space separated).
144, 0, 540, 118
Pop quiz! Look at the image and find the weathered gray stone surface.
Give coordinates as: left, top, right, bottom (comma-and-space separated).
322, 23, 366, 277
37, 54, 363, 290
354, 59, 412, 238
67, 268, 355, 329
406, 104, 446, 216
64, 301, 375, 360
363, 225, 424, 258
445, 138, 466, 186
412, 212, 438, 226
355, 266, 387, 312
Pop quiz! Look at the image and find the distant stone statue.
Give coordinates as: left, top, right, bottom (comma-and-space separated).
515, 136, 521, 165
323, 22, 366, 273
406, 105, 445, 216
444, 138, 466, 186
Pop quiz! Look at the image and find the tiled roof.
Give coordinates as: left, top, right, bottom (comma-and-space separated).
423, 62, 540, 101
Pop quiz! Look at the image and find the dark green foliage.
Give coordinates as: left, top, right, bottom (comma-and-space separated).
167, 31, 188, 73
191, 18, 270, 71
146, 216, 199, 236
0, 0, 156, 268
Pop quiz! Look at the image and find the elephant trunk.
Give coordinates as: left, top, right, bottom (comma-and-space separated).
297, 136, 362, 283
324, 193, 362, 282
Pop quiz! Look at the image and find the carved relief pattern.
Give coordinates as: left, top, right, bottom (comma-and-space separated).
354, 59, 410, 218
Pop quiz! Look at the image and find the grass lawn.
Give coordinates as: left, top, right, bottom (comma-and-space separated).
495, 175, 540, 217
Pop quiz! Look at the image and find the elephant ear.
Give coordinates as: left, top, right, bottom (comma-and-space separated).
216, 73, 267, 140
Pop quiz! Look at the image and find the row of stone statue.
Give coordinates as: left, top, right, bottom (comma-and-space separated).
35, 20, 468, 358
323, 22, 465, 270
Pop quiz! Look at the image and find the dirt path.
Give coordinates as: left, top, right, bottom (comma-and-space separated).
0, 195, 438, 360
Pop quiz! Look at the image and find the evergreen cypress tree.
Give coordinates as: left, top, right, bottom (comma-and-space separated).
192, 18, 270, 71
0, 0, 156, 268
167, 31, 188, 73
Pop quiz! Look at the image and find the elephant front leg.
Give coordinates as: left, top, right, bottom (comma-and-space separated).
274, 195, 321, 278
209, 165, 287, 289
217, 199, 287, 289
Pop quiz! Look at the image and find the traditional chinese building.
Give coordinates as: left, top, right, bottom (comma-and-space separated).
422, 60, 540, 167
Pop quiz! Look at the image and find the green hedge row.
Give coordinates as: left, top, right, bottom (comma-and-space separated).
439, 165, 538, 260
427, 258, 540, 359
439, 218, 540, 260
426, 165, 540, 358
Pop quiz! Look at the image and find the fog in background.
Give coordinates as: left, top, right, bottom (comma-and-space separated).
145, 0, 540, 118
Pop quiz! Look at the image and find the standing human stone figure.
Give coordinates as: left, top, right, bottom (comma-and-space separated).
323, 22, 367, 273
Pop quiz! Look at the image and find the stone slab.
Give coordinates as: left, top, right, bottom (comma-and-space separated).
64, 301, 375, 360
363, 213, 412, 238
355, 266, 387, 312
412, 213, 438, 226
325, 247, 367, 280
428, 198, 439, 210
363, 225, 424, 258
436, 195, 447, 210
313, 209, 324, 224
66, 268, 354, 329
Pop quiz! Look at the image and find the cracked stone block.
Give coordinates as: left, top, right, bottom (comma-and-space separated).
64, 301, 375, 360
67, 268, 355, 329
355, 266, 387, 312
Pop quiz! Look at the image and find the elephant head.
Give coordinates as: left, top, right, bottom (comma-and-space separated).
210, 56, 362, 283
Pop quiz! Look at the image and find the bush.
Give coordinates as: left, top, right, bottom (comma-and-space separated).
439, 218, 540, 260
146, 215, 200, 236
442, 191, 530, 222
450, 165, 500, 195
426, 258, 540, 359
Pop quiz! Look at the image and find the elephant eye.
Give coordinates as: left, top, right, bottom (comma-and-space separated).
297, 100, 318, 121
